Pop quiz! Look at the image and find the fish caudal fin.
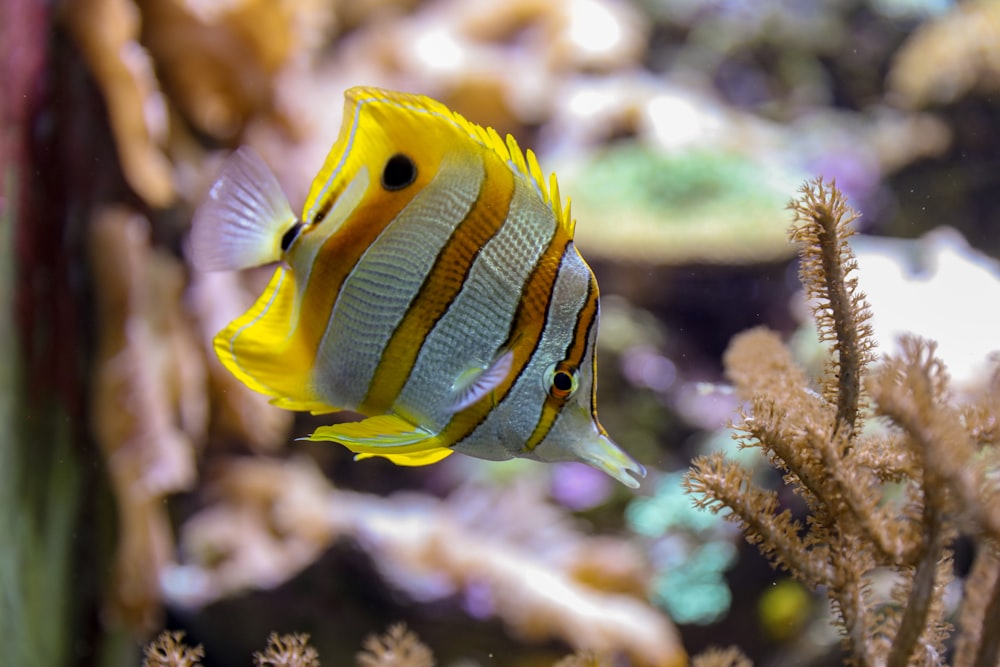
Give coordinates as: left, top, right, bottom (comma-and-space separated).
190, 146, 297, 272
577, 434, 647, 489
306, 414, 455, 466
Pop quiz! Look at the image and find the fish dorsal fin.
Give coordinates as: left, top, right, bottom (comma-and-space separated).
305, 414, 454, 466
190, 146, 298, 272
457, 111, 576, 237
306, 87, 575, 238
214, 266, 336, 414
450, 350, 514, 413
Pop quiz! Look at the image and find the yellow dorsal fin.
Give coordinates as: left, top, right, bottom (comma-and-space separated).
340, 87, 576, 237
305, 414, 454, 466
214, 267, 336, 414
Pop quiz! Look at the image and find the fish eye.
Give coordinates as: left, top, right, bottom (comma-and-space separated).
381, 153, 417, 191
545, 362, 579, 400
280, 221, 303, 252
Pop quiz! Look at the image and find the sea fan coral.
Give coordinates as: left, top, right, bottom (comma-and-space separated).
685, 178, 1000, 667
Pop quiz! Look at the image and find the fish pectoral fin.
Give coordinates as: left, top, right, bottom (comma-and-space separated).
190, 146, 297, 272
449, 349, 514, 413
305, 414, 454, 467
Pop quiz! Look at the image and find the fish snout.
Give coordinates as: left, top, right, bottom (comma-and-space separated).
576, 433, 646, 488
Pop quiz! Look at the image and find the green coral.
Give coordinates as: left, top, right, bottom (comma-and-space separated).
570, 143, 801, 264
627, 472, 737, 624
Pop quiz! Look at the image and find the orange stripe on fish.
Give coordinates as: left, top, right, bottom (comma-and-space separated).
296, 190, 422, 362
360, 152, 516, 416
523, 267, 599, 451
440, 231, 574, 446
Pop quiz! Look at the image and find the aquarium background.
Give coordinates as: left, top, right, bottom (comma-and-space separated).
3, 0, 1000, 665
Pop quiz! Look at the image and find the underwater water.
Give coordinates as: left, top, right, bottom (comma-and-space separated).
5, 0, 1000, 665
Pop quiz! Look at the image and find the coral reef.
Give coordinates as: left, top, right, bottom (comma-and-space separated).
685, 179, 1000, 666
143, 625, 652, 667
164, 458, 684, 666
255, 633, 321, 667
357, 624, 434, 667
89, 206, 204, 633
142, 623, 762, 667
143, 631, 205, 667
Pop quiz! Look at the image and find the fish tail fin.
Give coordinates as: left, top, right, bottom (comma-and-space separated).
214, 266, 335, 413
190, 146, 297, 272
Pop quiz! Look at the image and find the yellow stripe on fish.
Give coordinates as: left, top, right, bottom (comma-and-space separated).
189, 87, 646, 487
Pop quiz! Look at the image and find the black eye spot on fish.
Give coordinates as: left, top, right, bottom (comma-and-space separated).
382, 154, 417, 191
280, 222, 303, 252
553, 370, 574, 392
548, 364, 578, 400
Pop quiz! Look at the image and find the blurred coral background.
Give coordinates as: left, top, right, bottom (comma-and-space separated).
3, 0, 1000, 665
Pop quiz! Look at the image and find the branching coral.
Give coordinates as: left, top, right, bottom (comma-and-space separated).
685, 178, 1000, 667
254, 633, 321, 667
144, 624, 633, 667
143, 630, 205, 667
143, 625, 755, 667
357, 624, 434, 667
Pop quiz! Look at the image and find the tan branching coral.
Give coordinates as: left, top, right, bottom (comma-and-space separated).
690, 647, 752, 667
143, 631, 205, 667
787, 179, 876, 433
357, 624, 434, 667
686, 178, 1000, 667
254, 632, 321, 667
144, 624, 692, 667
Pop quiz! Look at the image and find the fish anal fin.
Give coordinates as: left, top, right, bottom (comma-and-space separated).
305, 414, 453, 467
354, 448, 454, 466
450, 350, 514, 413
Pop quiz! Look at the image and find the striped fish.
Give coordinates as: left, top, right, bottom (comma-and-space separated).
190, 87, 645, 487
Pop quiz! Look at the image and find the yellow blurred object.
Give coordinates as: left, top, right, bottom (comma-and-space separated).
89, 206, 208, 633
137, 0, 334, 140
889, 0, 1000, 107
758, 578, 812, 641
63, 0, 336, 207
63, 0, 175, 207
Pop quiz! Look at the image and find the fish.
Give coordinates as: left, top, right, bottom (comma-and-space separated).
189, 86, 645, 487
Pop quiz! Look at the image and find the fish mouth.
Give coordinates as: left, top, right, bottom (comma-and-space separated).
578, 434, 647, 488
